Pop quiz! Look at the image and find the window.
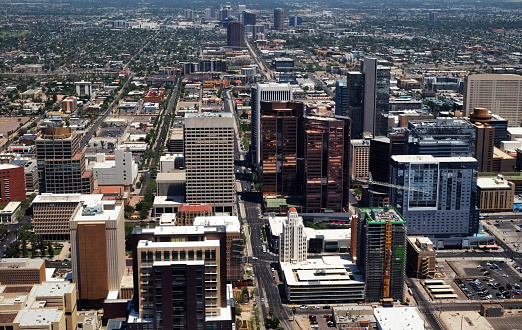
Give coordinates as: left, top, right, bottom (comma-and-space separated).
188, 251, 194, 260
172, 251, 178, 261
180, 251, 186, 261
156, 251, 161, 261
164, 251, 170, 261
141, 252, 147, 262
197, 250, 202, 260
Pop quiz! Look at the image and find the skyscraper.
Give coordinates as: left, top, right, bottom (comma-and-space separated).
36, 127, 93, 194
346, 72, 365, 139
302, 114, 351, 212
361, 58, 390, 137
279, 208, 307, 263
334, 79, 348, 116
464, 74, 522, 126
251, 83, 293, 168
226, 21, 244, 48
184, 113, 236, 214
356, 207, 406, 303
390, 155, 479, 237
242, 11, 256, 26
70, 200, 125, 301
273, 8, 284, 30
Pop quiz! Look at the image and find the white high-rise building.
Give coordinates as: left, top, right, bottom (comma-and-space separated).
184, 113, 236, 214
251, 83, 293, 168
464, 74, 522, 126
279, 208, 307, 264
92, 150, 139, 186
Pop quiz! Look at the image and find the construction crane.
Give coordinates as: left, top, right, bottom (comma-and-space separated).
354, 172, 429, 208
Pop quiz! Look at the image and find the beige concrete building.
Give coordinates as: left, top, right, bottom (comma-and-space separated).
464, 74, 522, 126
0, 259, 46, 285
477, 175, 515, 212
184, 113, 236, 214
350, 139, 371, 179
70, 199, 125, 300
406, 236, 436, 279
33, 194, 103, 240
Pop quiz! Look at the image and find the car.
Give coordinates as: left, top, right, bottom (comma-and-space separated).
503, 274, 509, 278
300, 305, 308, 309
323, 305, 331, 309
252, 257, 258, 260
260, 298, 264, 302
496, 292, 504, 298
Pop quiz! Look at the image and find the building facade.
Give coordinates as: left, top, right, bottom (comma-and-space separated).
390, 155, 479, 237
361, 58, 390, 137
251, 83, 293, 168
279, 208, 307, 264
184, 113, 236, 214
70, 200, 125, 301
0, 259, 46, 285
273, 8, 284, 30
334, 79, 348, 117
477, 175, 515, 212
226, 21, 244, 48
351, 139, 371, 179
406, 236, 436, 279
464, 74, 522, 126
0, 164, 26, 204
356, 207, 406, 303
36, 127, 93, 194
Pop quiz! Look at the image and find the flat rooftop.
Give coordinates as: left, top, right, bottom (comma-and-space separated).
373, 307, 425, 330
0, 258, 44, 270
138, 239, 220, 249
31, 282, 75, 297
15, 308, 63, 326
33, 193, 103, 204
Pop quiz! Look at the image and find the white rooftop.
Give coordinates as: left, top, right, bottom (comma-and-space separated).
391, 155, 477, 164
303, 228, 351, 241
0, 164, 20, 170
138, 239, 220, 249
33, 193, 103, 204
373, 307, 425, 330
15, 308, 63, 326
477, 176, 512, 189
281, 255, 364, 287
193, 215, 240, 233
0, 202, 21, 213
31, 282, 75, 297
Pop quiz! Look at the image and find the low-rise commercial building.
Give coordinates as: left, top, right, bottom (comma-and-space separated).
0, 258, 46, 284
0, 201, 21, 223
406, 236, 436, 279
477, 175, 515, 212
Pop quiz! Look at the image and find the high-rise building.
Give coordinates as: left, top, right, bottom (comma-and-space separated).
302, 114, 351, 212
406, 118, 475, 157
429, 12, 438, 22
390, 155, 479, 237
351, 139, 371, 179
251, 83, 293, 168
184, 113, 236, 214
474, 122, 495, 172
74, 81, 92, 97
129, 216, 240, 329
361, 58, 390, 137
279, 208, 307, 263
260, 101, 303, 197
70, 200, 125, 301
346, 72, 365, 138
273, 8, 284, 30
356, 207, 406, 302
184, 9, 193, 20
226, 21, 244, 48
288, 16, 302, 27
92, 150, 138, 186
36, 127, 93, 194
0, 164, 26, 203
464, 74, 522, 126
242, 11, 256, 26
335, 79, 348, 116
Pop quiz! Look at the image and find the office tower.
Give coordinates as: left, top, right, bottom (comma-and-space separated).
184, 9, 193, 20
70, 200, 125, 301
92, 150, 138, 186
74, 81, 92, 97
474, 122, 494, 172
251, 83, 293, 168
356, 207, 406, 302
273, 8, 284, 30
204, 8, 212, 19
361, 58, 391, 137
390, 155, 479, 237
288, 16, 302, 27
346, 72, 365, 139
302, 114, 351, 212
36, 127, 93, 194
469, 107, 509, 148
129, 216, 240, 329
464, 74, 522, 126
33, 194, 103, 240
279, 208, 307, 263
184, 113, 236, 214
238, 4, 246, 12
429, 12, 438, 22
226, 21, 244, 48
168, 127, 184, 153
351, 139, 371, 179
406, 237, 436, 279
220, 6, 232, 21
335, 79, 348, 116
242, 11, 256, 26
407, 118, 475, 157
0, 164, 26, 203
477, 175, 515, 212
260, 101, 303, 197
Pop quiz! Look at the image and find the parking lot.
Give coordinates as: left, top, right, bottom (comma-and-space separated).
453, 259, 522, 301
485, 218, 522, 251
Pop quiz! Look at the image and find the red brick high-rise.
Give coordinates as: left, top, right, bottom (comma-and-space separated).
0, 165, 26, 203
